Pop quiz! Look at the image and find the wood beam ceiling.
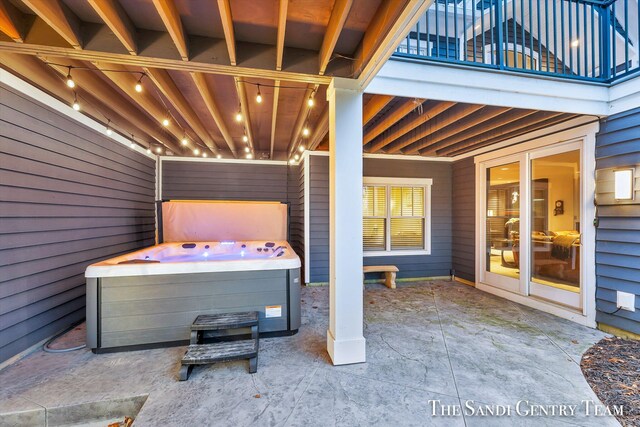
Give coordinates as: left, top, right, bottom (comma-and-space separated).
288, 83, 318, 156
368, 101, 456, 153
144, 67, 219, 155
217, 0, 236, 66
151, 0, 188, 61
308, 103, 329, 152
275, 0, 288, 71
363, 95, 393, 126
21, 0, 81, 48
270, 80, 281, 159
0, 0, 25, 42
87, 0, 137, 55
191, 72, 237, 157
234, 77, 255, 153
318, 0, 353, 76
363, 98, 424, 145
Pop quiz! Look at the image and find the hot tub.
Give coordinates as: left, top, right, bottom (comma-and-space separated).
85, 240, 301, 352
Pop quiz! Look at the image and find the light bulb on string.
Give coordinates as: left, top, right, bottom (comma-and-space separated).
289, 159, 295, 165
256, 85, 263, 103
105, 119, 113, 136
244, 146, 250, 153
72, 93, 80, 111
217, 154, 222, 159
242, 135, 248, 143
135, 75, 144, 92
156, 146, 163, 154
246, 153, 253, 159
162, 117, 170, 127
146, 148, 152, 154
302, 126, 310, 137
66, 67, 75, 88
202, 153, 208, 158
181, 137, 188, 146
307, 93, 314, 107
299, 145, 305, 152
294, 154, 300, 161
193, 148, 200, 155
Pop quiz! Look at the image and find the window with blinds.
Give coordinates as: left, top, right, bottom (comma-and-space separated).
363, 179, 431, 254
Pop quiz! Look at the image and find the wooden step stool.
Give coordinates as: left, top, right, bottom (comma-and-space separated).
179, 311, 259, 381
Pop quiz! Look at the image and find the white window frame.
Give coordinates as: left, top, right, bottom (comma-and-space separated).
363, 177, 433, 257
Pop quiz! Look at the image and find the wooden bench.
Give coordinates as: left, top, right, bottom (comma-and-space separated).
363, 265, 399, 289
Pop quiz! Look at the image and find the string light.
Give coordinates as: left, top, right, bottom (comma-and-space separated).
244, 146, 250, 153
242, 135, 249, 143
216, 154, 222, 159
130, 142, 136, 149
307, 93, 315, 107
156, 146, 163, 154
66, 67, 75, 88
299, 145, 305, 152
193, 148, 200, 155
294, 154, 300, 161
134, 75, 144, 92
146, 148, 152, 154
256, 85, 263, 103
162, 117, 170, 127
235, 110, 243, 122
72, 93, 80, 111
202, 153, 208, 158
302, 126, 310, 137
289, 159, 295, 165
105, 119, 113, 135
181, 137, 188, 146
246, 153, 253, 159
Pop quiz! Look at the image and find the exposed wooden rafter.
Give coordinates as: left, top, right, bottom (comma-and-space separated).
275, 0, 288, 71
234, 77, 254, 152
363, 98, 424, 145
308, 103, 329, 151
0, 0, 25, 42
217, 0, 236, 66
191, 72, 237, 157
368, 101, 456, 153
363, 95, 393, 126
151, 0, 188, 61
412, 107, 512, 155
21, 0, 81, 48
145, 67, 218, 154
441, 112, 570, 156
318, 0, 353, 75
288, 83, 318, 156
87, 0, 137, 55
270, 80, 281, 159
384, 104, 484, 154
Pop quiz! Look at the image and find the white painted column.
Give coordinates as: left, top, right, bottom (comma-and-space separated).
326, 77, 365, 365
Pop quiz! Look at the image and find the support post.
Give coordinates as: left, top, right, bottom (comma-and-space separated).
326, 77, 366, 365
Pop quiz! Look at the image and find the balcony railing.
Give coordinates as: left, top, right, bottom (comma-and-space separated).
394, 0, 639, 83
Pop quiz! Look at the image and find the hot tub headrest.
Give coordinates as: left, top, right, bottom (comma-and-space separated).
161, 200, 287, 242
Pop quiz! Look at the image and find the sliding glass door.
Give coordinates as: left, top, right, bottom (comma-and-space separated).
479, 142, 583, 310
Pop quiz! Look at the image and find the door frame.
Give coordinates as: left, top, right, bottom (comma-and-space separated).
474, 122, 599, 327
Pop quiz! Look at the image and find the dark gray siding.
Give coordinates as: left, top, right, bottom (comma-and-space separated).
288, 161, 305, 277
0, 84, 156, 363
161, 160, 288, 202
595, 107, 640, 335
452, 158, 476, 282
307, 154, 453, 283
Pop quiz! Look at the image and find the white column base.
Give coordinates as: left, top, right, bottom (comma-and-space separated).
327, 329, 366, 365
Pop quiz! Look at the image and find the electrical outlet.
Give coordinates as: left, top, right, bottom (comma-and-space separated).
616, 291, 636, 312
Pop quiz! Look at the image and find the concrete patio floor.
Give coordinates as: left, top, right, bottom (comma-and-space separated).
0, 281, 619, 426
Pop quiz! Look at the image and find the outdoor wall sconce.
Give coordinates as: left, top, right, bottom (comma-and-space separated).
614, 169, 634, 200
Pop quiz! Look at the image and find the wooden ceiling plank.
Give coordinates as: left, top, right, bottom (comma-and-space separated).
369, 101, 456, 153
217, 0, 236, 66
21, 0, 81, 48
276, 0, 288, 71
145, 67, 218, 154
308, 103, 329, 151
363, 94, 393, 125
353, 0, 409, 77
318, 0, 353, 75
191, 72, 237, 157
270, 80, 280, 159
151, 0, 188, 61
408, 106, 511, 155
0, 0, 24, 42
440, 112, 570, 156
44, 58, 182, 153
363, 98, 425, 145
429, 109, 539, 153
288, 83, 319, 156
384, 103, 483, 154
234, 77, 254, 152
87, 0, 138, 55
0, 41, 332, 84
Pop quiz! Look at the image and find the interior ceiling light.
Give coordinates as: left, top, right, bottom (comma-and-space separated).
66, 67, 75, 88
256, 85, 263, 103
162, 118, 170, 127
